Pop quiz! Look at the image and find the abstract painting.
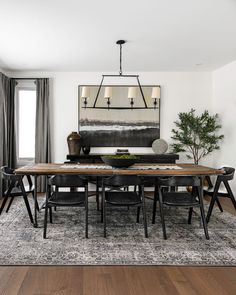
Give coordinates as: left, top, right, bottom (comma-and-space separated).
78, 85, 160, 147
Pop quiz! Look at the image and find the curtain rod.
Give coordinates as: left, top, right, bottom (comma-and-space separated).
13, 78, 49, 80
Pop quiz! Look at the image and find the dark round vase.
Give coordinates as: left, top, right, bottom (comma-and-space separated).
67, 131, 82, 155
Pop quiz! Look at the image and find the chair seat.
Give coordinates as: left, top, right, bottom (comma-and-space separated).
163, 192, 199, 206
5, 185, 34, 196
105, 191, 141, 205
48, 192, 86, 206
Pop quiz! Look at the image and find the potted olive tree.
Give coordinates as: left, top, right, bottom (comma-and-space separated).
171, 109, 224, 164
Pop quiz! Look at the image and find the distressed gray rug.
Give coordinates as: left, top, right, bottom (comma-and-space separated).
0, 196, 235, 265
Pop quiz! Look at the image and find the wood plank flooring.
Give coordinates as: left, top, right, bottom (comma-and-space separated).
0, 196, 235, 294
0, 266, 236, 295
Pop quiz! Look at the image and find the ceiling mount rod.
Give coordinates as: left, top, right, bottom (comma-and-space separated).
116, 40, 125, 76
13, 78, 38, 80
83, 39, 158, 110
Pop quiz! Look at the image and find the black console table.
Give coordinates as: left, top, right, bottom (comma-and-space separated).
66, 154, 179, 164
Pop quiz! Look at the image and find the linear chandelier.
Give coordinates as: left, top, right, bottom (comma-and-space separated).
81, 40, 160, 110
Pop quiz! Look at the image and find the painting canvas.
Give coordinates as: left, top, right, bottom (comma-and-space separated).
78, 85, 160, 147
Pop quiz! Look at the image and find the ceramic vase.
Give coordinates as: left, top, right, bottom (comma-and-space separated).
67, 131, 81, 155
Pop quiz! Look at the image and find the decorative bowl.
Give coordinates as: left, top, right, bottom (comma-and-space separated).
101, 155, 137, 168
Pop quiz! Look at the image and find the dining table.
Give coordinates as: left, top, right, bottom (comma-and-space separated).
15, 162, 223, 227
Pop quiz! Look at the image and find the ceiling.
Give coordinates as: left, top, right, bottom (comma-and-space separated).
0, 0, 236, 72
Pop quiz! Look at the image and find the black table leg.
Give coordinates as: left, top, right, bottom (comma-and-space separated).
34, 175, 38, 228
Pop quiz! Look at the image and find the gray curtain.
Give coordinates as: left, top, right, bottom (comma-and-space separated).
35, 78, 51, 192
0, 73, 16, 196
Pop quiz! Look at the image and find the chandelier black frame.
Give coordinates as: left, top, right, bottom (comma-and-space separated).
83, 40, 159, 110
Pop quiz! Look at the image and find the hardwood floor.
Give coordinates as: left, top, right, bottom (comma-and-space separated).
0, 196, 235, 294
0, 266, 236, 295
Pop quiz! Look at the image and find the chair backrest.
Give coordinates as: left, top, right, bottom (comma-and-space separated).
1, 166, 21, 181
218, 167, 235, 182
48, 175, 88, 188
103, 175, 143, 187
156, 176, 201, 187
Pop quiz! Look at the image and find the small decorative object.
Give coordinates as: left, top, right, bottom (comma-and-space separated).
82, 146, 90, 155
152, 139, 168, 154
101, 154, 137, 168
67, 131, 82, 155
171, 109, 224, 164
116, 149, 130, 155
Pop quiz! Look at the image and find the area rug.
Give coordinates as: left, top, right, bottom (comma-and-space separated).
0, 196, 235, 265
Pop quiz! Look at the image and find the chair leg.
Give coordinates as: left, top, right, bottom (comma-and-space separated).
141, 189, 148, 238
101, 184, 104, 223
96, 193, 99, 211
49, 207, 53, 223
158, 190, 167, 239
5, 197, 15, 213
103, 201, 107, 238
85, 202, 88, 238
136, 207, 140, 223
22, 194, 34, 224
198, 187, 209, 240
16, 179, 34, 224
102, 184, 107, 237
152, 185, 158, 224
0, 195, 9, 215
96, 178, 100, 211
20, 181, 34, 224
216, 197, 223, 212
0, 182, 15, 215
224, 181, 236, 209
206, 181, 220, 223
205, 175, 213, 189
43, 206, 48, 239
101, 205, 103, 223
188, 207, 193, 224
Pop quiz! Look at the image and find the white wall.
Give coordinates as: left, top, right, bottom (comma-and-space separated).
8, 71, 212, 164
212, 60, 236, 192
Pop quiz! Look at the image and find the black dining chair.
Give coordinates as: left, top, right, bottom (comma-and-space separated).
102, 175, 148, 238
153, 176, 209, 240
206, 167, 236, 223
0, 166, 34, 224
63, 162, 101, 211
44, 175, 89, 238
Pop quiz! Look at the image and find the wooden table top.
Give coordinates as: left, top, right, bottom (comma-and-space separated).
15, 163, 224, 176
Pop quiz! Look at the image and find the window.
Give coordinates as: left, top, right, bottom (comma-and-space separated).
15, 81, 36, 165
